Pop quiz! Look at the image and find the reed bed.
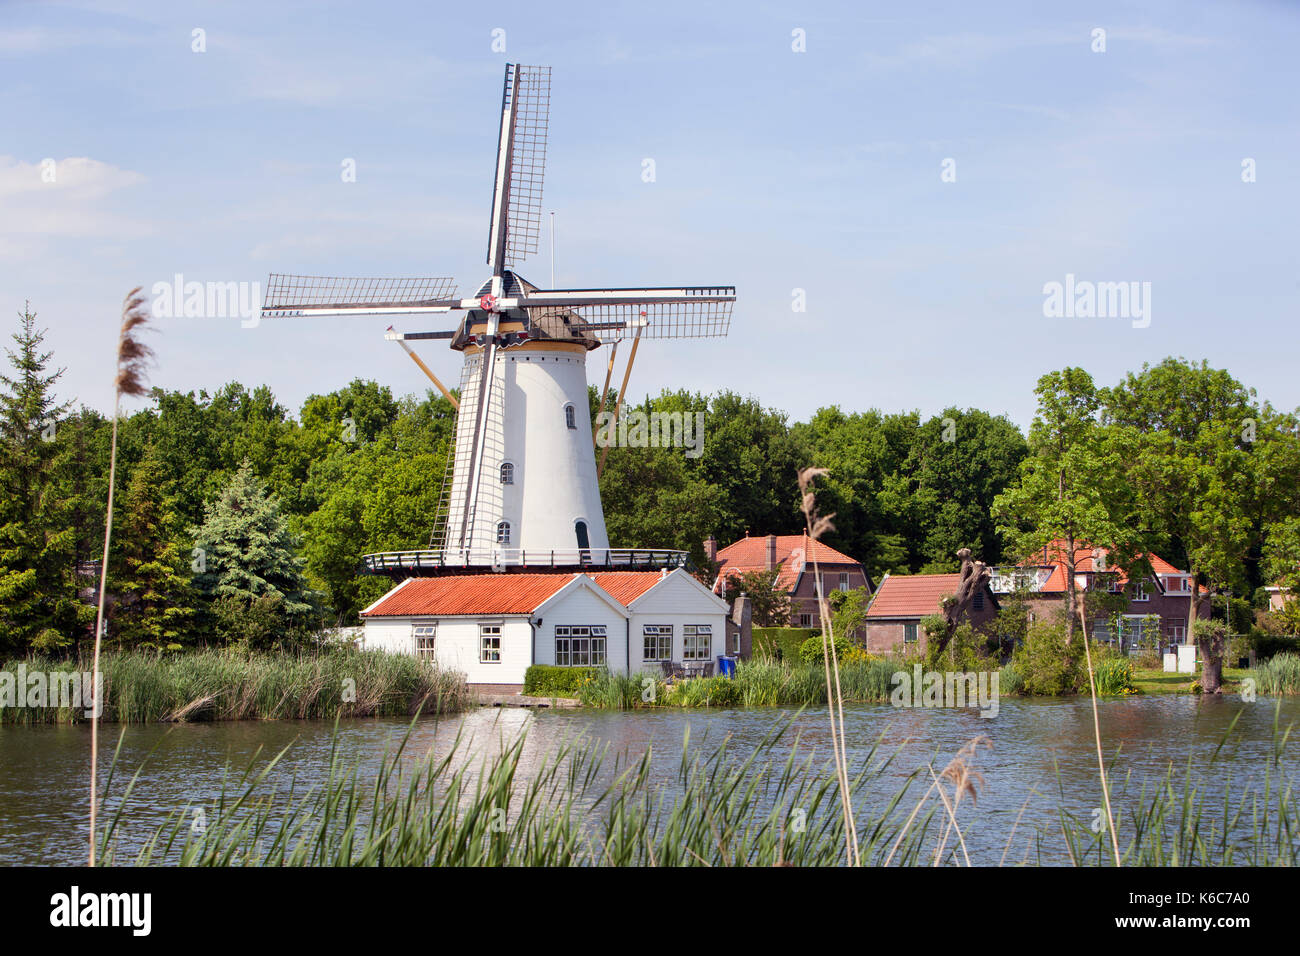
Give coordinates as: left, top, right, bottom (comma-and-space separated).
0, 649, 470, 724
94, 705, 1300, 866
1251, 652, 1300, 695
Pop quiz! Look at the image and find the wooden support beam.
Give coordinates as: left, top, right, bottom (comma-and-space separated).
593, 340, 619, 448
597, 327, 643, 478
395, 339, 459, 410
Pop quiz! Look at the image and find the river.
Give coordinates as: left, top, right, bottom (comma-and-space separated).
1, 694, 1295, 865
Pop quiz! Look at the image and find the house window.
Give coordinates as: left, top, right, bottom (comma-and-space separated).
903, 623, 918, 643
479, 624, 502, 663
413, 624, 437, 660
643, 624, 672, 661
564, 404, 576, 429
500, 462, 514, 484
1166, 576, 1189, 594
1166, 617, 1186, 643
838, 572, 850, 592
1133, 580, 1150, 602
683, 625, 711, 660
496, 521, 511, 545
973, 590, 984, 611
1091, 619, 1115, 644
555, 625, 607, 667
1103, 574, 1121, 593
798, 613, 813, 628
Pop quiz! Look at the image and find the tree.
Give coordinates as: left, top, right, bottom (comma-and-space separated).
108, 447, 196, 649
1102, 359, 1258, 681
0, 303, 87, 652
192, 460, 316, 644
720, 568, 792, 628
994, 368, 1137, 642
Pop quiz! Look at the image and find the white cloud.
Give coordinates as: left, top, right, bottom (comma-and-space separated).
0, 156, 151, 241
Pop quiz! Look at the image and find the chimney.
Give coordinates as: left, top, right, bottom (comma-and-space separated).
765, 533, 777, 571
704, 534, 718, 562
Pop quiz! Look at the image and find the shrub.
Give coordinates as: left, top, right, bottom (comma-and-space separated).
1010, 621, 1085, 696
797, 632, 859, 666
1251, 652, 1300, 695
1094, 657, 1134, 696
752, 627, 819, 662
523, 665, 598, 698
998, 663, 1024, 696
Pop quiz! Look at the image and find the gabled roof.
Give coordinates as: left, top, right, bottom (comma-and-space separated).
1010, 540, 1202, 594
865, 573, 965, 620
363, 571, 680, 619
713, 533, 865, 593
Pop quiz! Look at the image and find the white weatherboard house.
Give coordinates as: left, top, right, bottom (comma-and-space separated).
361, 569, 729, 691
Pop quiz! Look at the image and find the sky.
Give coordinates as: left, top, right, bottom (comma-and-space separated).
2, 0, 1298, 431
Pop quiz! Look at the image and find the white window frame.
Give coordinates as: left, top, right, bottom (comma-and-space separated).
1166, 617, 1186, 643
683, 624, 712, 660
479, 623, 502, 663
1165, 576, 1190, 594
642, 624, 672, 662
413, 624, 437, 661
496, 520, 511, 545
903, 622, 918, 644
838, 572, 850, 592
1133, 579, 1150, 602
500, 462, 514, 485
555, 625, 607, 667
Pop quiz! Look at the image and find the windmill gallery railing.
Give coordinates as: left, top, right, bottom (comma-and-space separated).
360, 548, 691, 576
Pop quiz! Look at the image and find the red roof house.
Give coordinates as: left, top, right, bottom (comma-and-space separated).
862, 572, 999, 654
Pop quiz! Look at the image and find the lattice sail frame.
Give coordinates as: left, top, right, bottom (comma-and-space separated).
262, 274, 458, 316
503, 65, 549, 268
538, 291, 735, 341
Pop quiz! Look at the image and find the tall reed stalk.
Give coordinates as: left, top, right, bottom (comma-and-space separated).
798, 467, 860, 865
90, 287, 153, 866
1079, 604, 1121, 865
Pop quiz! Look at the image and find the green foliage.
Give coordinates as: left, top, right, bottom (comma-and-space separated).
192, 461, 318, 645
1250, 652, 1300, 695
924, 621, 997, 671
1011, 621, 1085, 695
0, 648, 470, 724
523, 665, 599, 698
1094, 657, 1135, 696
721, 568, 792, 628
797, 632, 860, 666
751, 627, 818, 661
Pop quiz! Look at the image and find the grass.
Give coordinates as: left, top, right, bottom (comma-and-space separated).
1131, 667, 1250, 695
1251, 653, 1300, 695
0, 648, 471, 724
92, 702, 1300, 866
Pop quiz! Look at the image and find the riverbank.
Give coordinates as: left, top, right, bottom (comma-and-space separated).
0, 649, 471, 724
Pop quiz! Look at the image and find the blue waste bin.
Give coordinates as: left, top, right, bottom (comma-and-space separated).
717, 656, 736, 678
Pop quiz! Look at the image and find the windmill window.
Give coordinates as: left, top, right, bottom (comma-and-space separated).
564, 404, 576, 429
575, 520, 590, 550
496, 521, 511, 545
500, 462, 514, 485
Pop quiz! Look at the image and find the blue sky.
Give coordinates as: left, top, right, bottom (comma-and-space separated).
3, 0, 1297, 429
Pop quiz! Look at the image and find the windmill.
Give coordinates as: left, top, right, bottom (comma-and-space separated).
261, 64, 735, 575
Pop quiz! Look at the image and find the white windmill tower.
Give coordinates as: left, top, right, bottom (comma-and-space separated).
261, 64, 735, 575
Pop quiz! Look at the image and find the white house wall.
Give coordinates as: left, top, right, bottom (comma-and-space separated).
628, 573, 729, 672
532, 585, 630, 672
363, 615, 534, 686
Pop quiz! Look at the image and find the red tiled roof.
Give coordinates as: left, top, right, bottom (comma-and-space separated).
713, 533, 862, 593
865, 573, 963, 619
589, 571, 668, 605
362, 571, 669, 618
1016, 540, 1201, 593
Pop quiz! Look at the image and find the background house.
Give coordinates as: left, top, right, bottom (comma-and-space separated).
989, 540, 1209, 651
863, 572, 1000, 653
708, 533, 873, 628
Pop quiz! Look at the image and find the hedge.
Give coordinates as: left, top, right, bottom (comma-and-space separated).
523, 665, 598, 698
752, 627, 820, 662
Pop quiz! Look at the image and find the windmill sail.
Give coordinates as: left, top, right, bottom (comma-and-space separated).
518, 287, 735, 340
262, 274, 459, 317
487, 64, 551, 273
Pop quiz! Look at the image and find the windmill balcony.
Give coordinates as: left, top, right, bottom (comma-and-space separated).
360, 547, 691, 577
